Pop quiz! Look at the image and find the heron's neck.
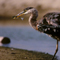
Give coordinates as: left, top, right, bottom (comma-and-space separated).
29, 10, 38, 29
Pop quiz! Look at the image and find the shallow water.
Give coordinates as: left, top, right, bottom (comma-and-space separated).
0, 26, 60, 60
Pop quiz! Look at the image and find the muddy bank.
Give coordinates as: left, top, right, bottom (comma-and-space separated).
0, 46, 57, 60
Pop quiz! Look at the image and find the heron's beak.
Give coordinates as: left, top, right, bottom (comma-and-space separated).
13, 11, 25, 19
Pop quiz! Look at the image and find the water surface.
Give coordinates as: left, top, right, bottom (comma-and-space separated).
0, 26, 60, 60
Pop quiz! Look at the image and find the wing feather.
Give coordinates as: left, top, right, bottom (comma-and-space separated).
37, 12, 60, 41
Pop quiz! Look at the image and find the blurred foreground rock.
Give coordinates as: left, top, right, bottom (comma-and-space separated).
0, 37, 10, 44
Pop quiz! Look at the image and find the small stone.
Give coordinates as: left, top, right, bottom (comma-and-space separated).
11, 48, 14, 50
24, 57, 27, 59
11, 53, 16, 54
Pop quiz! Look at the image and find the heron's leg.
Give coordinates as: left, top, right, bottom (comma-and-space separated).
52, 40, 59, 60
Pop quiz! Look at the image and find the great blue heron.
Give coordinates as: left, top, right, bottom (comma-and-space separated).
13, 7, 60, 60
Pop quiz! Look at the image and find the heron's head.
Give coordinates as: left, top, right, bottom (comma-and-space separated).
13, 7, 34, 19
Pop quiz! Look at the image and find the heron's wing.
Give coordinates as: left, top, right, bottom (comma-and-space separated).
37, 12, 60, 41
43, 12, 60, 27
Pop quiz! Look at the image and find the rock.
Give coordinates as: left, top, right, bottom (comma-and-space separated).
0, 37, 11, 44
